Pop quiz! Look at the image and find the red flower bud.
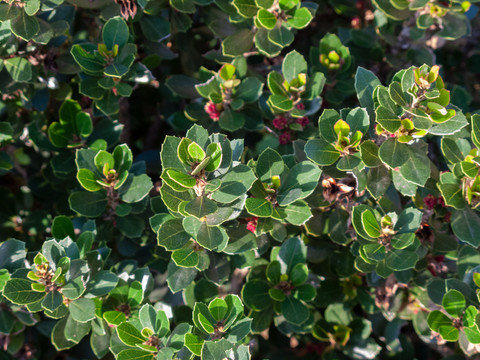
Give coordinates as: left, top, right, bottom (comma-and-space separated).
204, 101, 221, 121
273, 116, 288, 129
279, 131, 292, 145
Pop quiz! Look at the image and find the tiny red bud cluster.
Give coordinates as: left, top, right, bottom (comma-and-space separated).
423, 195, 446, 210
295, 117, 310, 128
273, 116, 288, 129
279, 131, 292, 145
204, 101, 221, 121
246, 217, 258, 233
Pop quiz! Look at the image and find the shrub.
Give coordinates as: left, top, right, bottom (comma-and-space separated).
2, 0, 480, 359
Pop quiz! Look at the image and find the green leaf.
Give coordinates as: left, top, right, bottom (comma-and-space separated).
117, 349, 154, 360
222, 29, 255, 57
94, 150, 114, 174
85, 270, 118, 297
172, 242, 199, 268
0, 239, 26, 272
255, 28, 282, 57
385, 250, 418, 271
352, 205, 380, 241
201, 339, 232, 360
436, 12, 468, 40
194, 303, 216, 333
3, 279, 45, 305
438, 184, 465, 209
355, 67, 381, 120
167, 260, 197, 293
464, 327, 480, 344
442, 289, 465, 318
360, 140, 382, 167
463, 305, 478, 328
277, 161, 321, 206
64, 315, 91, 344
281, 296, 309, 325
0, 3, 20, 21
472, 114, 480, 150
79, 78, 107, 99
429, 110, 468, 136
451, 209, 480, 247
185, 197, 218, 218
305, 139, 340, 166
41, 290, 63, 312
103, 310, 127, 326
140, 15, 170, 42
71, 45, 106, 75
218, 108, 245, 132
296, 284, 316, 302
4, 57, 32, 82
256, 148, 285, 182
389, 81, 407, 107
170, 0, 195, 12
195, 222, 228, 251
209, 298, 228, 320
205, 143, 223, 172
113, 144, 133, 173
212, 164, 256, 204
157, 219, 191, 251
188, 141, 206, 162
394, 207, 422, 233
76, 112, 93, 138
95, 91, 120, 116
438, 325, 459, 341
372, 0, 410, 20
257, 9, 277, 29
290, 263, 308, 286
120, 174, 153, 203
241, 279, 271, 311
223, 227, 257, 254
225, 317, 252, 343
324, 303, 353, 326
245, 197, 273, 217
279, 237, 307, 274
11, 12, 39, 41
268, 25, 294, 48
282, 50, 307, 83
399, 141, 430, 186
185, 333, 204, 356
51, 317, 76, 351
125, 281, 142, 308
102, 16, 129, 50
69, 298, 96, 323
165, 169, 196, 189
117, 322, 146, 346
160, 184, 193, 213
267, 94, 294, 112
51, 215, 75, 240
267, 71, 288, 96
362, 243, 386, 261
233, 0, 258, 17
378, 139, 409, 168
375, 106, 402, 133
287, 7, 313, 29
77, 169, 103, 192
361, 210, 381, 238
284, 200, 312, 226
69, 191, 107, 217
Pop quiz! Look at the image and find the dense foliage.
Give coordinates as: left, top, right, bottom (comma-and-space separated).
3, 0, 480, 359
